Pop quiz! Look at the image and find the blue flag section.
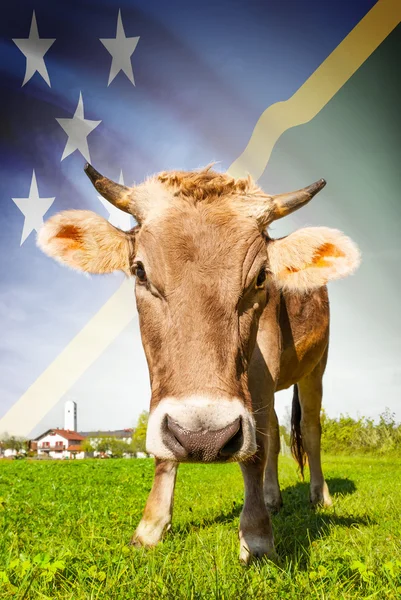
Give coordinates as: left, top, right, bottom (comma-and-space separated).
0, 0, 399, 436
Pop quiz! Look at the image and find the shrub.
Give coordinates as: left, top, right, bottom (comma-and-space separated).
320, 408, 401, 455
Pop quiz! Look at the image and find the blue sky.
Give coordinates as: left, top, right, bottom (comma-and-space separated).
1, 0, 399, 436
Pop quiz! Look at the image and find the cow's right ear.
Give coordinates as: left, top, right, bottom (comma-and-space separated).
37, 210, 135, 275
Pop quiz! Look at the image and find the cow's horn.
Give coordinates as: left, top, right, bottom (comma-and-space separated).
270, 179, 327, 221
84, 163, 133, 214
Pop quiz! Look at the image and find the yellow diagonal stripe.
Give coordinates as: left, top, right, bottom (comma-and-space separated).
0, 280, 135, 436
228, 0, 401, 180
1, 0, 399, 437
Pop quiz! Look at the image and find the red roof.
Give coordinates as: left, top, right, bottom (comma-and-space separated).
55, 430, 85, 441
68, 444, 83, 452
34, 429, 85, 442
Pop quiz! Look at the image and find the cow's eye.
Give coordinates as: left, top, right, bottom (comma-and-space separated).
135, 262, 147, 284
256, 267, 266, 288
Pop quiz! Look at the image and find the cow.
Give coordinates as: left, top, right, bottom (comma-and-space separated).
37, 164, 360, 563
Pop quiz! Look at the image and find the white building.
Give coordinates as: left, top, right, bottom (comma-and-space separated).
32, 429, 86, 460
64, 400, 77, 432
4, 448, 18, 458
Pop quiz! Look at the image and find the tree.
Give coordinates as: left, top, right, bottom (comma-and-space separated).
95, 436, 113, 455
108, 438, 130, 458
87, 435, 131, 458
81, 438, 95, 454
321, 408, 401, 455
279, 424, 291, 448
130, 411, 149, 455
282, 405, 292, 434
0, 435, 27, 454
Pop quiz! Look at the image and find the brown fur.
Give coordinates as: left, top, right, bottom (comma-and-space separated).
134, 202, 266, 409
37, 166, 360, 561
157, 166, 252, 200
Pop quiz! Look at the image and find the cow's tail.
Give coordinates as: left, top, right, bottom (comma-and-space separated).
290, 384, 306, 481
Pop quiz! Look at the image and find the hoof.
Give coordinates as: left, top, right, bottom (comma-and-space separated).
239, 532, 276, 565
129, 536, 145, 548
310, 481, 333, 508
130, 519, 171, 548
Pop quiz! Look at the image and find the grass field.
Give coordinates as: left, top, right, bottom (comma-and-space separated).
0, 455, 400, 599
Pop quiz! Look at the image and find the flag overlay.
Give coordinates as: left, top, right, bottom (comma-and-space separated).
0, 0, 400, 438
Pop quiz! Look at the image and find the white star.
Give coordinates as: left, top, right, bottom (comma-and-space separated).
100, 10, 140, 86
56, 92, 101, 162
12, 171, 55, 245
12, 11, 55, 87
97, 170, 133, 230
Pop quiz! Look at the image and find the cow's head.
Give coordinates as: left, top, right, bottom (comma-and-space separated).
38, 165, 360, 463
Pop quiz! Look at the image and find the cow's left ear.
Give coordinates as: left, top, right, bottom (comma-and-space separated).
37, 210, 136, 275
267, 227, 361, 292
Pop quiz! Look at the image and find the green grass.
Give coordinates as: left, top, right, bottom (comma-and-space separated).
0, 455, 400, 599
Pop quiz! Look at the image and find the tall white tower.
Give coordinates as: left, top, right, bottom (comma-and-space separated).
64, 400, 77, 431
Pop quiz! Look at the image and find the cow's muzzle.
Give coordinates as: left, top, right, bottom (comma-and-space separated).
146, 396, 257, 463
163, 415, 243, 462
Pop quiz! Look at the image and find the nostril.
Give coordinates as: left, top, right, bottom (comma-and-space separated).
166, 416, 188, 448
163, 416, 188, 459
219, 419, 243, 457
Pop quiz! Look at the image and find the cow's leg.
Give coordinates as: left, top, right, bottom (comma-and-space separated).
297, 360, 332, 507
131, 459, 178, 547
239, 433, 275, 564
242, 294, 281, 563
263, 405, 283, 512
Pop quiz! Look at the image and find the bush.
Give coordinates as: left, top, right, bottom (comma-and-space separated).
321, 408, 401, 455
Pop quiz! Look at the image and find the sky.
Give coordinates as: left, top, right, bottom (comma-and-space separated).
0, 0, 400, 437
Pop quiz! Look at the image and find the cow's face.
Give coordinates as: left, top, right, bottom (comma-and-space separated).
132, 203, 269, 462
38, 165, 360, 463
